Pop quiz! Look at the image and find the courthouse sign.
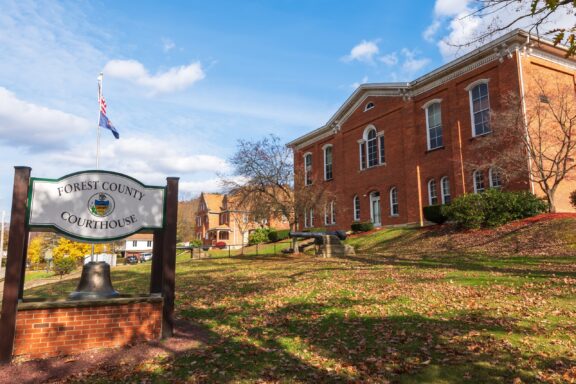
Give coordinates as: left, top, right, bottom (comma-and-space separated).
28, 170, 165, 241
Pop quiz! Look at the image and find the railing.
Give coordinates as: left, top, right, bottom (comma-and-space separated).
178, 239, 295, 258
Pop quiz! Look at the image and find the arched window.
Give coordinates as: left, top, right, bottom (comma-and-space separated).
323, 145, 333, 180
359, 126, 385, 170
353, 195, 360, 221
390, 187, 399, 216
364, 102, 375, 111
424, 100, 443, 150
441, 176, 451, 204
473, 170, 485, 193
304, 153, 312, 186
489, 167, 502, 189
467, 80, 491, 137
428, 179, 438, 205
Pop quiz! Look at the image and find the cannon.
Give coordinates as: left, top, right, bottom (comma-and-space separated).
289, 230, 347, 241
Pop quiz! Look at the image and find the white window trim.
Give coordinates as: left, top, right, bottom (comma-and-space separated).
473, 170, 485, 193
361, 125, 385, 169
322, 144, 333, 181
364, 102, 375, 111
466, 79, 491, 138
422, 100, 443, 150
489, 167, 502, 188
390, 187, 399, 217
440, 176, 450, 204
353, 195, 360, 221
330, 201, 336, 224
427, 179, 437, 206
303, 152, 312, 186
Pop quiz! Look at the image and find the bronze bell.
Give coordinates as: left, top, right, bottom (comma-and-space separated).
69, 261, 120, 300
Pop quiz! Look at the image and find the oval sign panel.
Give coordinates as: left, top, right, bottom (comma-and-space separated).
28, 170, 165, 241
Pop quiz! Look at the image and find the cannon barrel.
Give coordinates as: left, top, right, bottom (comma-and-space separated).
289, 230, 347, 241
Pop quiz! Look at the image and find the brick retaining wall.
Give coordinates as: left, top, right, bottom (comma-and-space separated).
13, 296, 162, 359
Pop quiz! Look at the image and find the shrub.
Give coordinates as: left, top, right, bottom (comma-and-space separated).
190, 239, 202, 248
268, 229, 290, 242
442, 193, 485, 229
214, 241, 227, 249
249, 227, 271, 245
351, 222, 374, 232
443, 189, 547, 229
570, 190, 576, 209
53, 256, 77, 278
302, 227, 326, 233
423, 205, 448, 224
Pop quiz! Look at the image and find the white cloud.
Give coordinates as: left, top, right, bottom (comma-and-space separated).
103, 59, 205, 93
379, 52, 399, 66
427, 0, 576, 61
162, 38, 175, 52
401, 49, 431, 73
0, 87, 91, 150
351, 76, 369, 89
434, 0, 472, 17
343, 40, 380, 63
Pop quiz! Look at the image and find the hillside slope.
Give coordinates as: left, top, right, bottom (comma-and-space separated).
347, 214, 576, 257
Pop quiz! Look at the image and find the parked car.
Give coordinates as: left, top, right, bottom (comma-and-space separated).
140, 253, 153, 262
124, 255, 138, 265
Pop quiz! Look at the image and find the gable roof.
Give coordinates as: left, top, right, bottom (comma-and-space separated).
199, 192, 224, 213
287, 29, 574, 149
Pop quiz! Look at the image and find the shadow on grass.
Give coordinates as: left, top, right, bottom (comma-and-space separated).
343, 253, 576, 280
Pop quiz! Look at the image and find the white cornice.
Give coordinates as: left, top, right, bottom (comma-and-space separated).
288, 29, 576, 150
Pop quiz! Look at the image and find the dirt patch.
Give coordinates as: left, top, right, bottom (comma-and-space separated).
0, 319, 210, 384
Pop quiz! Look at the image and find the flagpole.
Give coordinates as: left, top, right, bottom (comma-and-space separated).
97, 72, 103, 170
93, 73, 103, 262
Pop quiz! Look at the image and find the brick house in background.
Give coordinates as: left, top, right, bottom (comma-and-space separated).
194, 192, 290, 248
288, 29, 576, 231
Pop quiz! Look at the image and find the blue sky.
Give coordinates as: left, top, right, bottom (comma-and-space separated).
0, 0, 571, 218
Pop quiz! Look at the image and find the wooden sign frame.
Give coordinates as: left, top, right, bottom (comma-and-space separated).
0, 167, 179, 363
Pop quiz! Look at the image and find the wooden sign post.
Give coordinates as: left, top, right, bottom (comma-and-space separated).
0, 167, 179, 363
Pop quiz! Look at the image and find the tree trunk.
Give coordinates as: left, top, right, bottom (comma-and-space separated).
291, 223, 299, 255
545, 189, 556, 213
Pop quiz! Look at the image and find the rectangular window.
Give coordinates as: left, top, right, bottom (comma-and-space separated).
305, 154, 312, 186
441, 177, 451, 204
147, 241, 152, 247
359, 142, 366, 170
330, 201, 336, 224
390, 188, 399, 216
310, 208, 314, 227
427, 103, 443, 149
379, 135, 385, 163
470, 83, 491, 136
324, 146, 333, 180
132, 241, 137, 247
474, 171, 485, 193
219, 232, 229, 240
354, 196, 360, 221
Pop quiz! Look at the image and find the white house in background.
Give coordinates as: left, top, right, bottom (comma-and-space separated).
124, 233, 153, 257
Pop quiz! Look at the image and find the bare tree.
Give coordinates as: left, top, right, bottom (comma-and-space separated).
457, 1, 576, 56
472, 74, 576, 212
222, 135, 330, 254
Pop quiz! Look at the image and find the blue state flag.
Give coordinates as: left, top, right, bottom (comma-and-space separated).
99, 111, 120, 139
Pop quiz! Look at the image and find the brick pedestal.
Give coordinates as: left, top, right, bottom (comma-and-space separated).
13, 296, 162, 359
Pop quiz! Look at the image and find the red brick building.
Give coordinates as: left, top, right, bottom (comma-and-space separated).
288, 29, 576, 230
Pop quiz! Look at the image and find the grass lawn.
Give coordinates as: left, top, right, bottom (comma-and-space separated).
25, 228, 576, 383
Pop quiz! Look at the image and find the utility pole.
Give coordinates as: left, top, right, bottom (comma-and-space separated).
0, 210, 5, 274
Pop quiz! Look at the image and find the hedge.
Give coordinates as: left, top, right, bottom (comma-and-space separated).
423, 205, 448, 224
351, 222, 374, 232
268, 229, 290, 242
